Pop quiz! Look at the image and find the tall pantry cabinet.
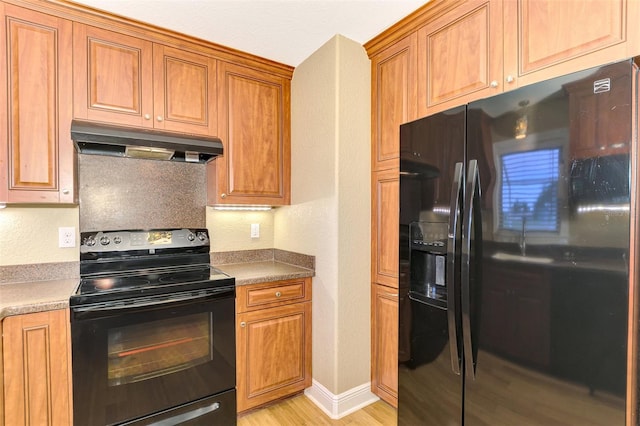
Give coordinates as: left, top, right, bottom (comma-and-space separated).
366, 0, 640, 409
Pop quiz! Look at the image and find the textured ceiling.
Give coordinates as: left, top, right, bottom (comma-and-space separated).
72, 0, 427, 66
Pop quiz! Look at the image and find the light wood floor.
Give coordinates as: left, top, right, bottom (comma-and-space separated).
237, 394, 397, 426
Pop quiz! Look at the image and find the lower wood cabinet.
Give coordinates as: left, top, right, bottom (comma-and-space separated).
235, 278, 312, 413
2, 309, 72, 426
371, 283, 398, 407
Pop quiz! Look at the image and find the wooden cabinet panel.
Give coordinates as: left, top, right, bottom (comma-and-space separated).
0, 4, 74, 203
372, 169, 399, 288
209, 61, 290, 205
73, 24, 154, 128
417, 0, 503, 116
504, 0, 640, 89
239, 280, 308, 311
152, 44, 217, 135
74, 26, 217, 137
371, 284, 398, 407
371, 33, 417, 171
3, 310, 72, 426
236, 301, 312, 412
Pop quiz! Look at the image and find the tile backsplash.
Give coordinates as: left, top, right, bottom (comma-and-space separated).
78, 154, 206, 232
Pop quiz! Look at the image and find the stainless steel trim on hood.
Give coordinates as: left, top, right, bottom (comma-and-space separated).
70, 120, 223, 163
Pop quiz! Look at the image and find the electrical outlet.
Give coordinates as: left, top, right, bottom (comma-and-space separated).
250, 223, 260, 239
58, 227, 76, 248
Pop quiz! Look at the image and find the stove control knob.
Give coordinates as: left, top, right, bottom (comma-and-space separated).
197, 232, 207, 241
187, 233, 196, 242
113, 236, 122, 244
85, 237, 96, 247
100, 236, 110, 246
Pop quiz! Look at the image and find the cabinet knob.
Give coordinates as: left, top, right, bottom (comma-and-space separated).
490, 80, 499, 88
61, 189, 70, 195
157, 116, 164, 122
144, 114, 151, 120
221, 193, 227, 199
240, 321, 246, 328
506, 75, 515, 84
275, 291, 282, 298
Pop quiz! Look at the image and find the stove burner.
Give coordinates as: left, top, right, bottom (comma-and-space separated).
159, 271, 211, 284
91, 277, 151, 291
74, 228, 233, 306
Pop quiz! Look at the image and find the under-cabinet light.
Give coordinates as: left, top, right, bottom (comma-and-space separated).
213, 205, 272, 211
0, 203, 6, 209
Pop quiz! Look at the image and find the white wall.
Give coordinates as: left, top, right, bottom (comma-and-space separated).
274, 35, 371, 395
0, 207, 79, 266
206, 208, 274, 251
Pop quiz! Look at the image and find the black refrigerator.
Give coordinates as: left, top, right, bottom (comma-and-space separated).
398, 59, 634, 425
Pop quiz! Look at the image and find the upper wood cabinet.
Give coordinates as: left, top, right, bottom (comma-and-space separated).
409, 0, 640, 116
73, 24, 217, 137
370, 33, 418, 172
208, 62, 291, 205
417, 0, 503, 116
504, 0, 640, 90
2, 309, 72, 426
0, 3, 75, 204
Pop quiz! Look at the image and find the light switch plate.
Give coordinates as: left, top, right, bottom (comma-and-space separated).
250, 223, 260, 239
58, 227, 76, 248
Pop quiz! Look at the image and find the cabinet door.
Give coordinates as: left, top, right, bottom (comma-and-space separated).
153, 45, 217, 136
0, 4, 74, 203
372, 169, 399, 288
504, 0, 640, 88
371, 284, 398, 407
371, 33, 417, 172
209, 62, 290, 205
417, 0, 503, 116
236, 302, 311, 412
73, 24, 154, 128
3, 310, 72, 426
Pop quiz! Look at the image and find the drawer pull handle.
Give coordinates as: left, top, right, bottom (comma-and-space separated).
240, 321, 246, 328
275, 291, 282, 298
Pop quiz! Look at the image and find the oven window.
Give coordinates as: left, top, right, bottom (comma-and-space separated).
107, 313, 213, 386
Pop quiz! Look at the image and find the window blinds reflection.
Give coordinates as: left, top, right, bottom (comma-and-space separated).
500, 148, 560, 232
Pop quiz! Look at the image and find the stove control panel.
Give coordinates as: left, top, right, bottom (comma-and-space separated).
80, 228, 209, 254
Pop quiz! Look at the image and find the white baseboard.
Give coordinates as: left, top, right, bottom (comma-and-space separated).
304, 379, 380, 419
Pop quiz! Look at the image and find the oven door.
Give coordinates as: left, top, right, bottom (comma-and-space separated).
71, 287, 235, 426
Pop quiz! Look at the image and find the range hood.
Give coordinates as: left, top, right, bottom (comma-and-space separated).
71, 120, 223, 163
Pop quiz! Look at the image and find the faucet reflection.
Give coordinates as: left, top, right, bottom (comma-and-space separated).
519, 217, 527, 256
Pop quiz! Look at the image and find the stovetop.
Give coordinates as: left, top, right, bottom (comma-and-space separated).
71, 228, 235, 307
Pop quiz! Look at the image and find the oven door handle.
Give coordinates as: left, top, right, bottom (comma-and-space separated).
72, 287, 233, 317
150, 401, 221, 426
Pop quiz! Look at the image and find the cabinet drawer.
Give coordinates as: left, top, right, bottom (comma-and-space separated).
237, 278, 311, 313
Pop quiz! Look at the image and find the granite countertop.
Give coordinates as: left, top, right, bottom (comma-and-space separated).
0, 279, 79, 319
215, 260, 315, 286
0, 249, 315, 319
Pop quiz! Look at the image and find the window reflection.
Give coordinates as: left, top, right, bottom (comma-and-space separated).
499, 148, 560, 232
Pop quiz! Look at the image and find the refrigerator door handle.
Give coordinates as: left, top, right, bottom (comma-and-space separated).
462, 159, 480, 379
446, 161, 464, 375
